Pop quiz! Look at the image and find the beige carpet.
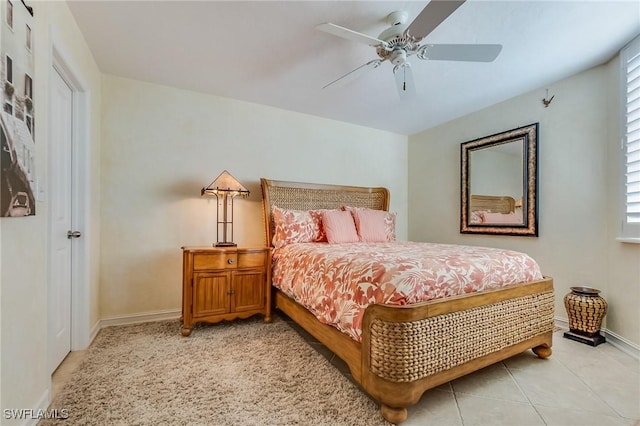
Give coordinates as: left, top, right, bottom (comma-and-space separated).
42, 317, 390, 426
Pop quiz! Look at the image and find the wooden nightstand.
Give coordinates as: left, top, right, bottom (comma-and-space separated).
181, 246, 271, 336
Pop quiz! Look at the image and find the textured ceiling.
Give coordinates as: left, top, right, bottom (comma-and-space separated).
67, 0, 640, 135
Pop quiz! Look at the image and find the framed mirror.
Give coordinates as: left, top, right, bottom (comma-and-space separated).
460, 123, 538, 236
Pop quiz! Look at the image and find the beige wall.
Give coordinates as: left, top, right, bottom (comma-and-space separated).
99, 74, 408, 319
408, 59, 640, 348
0, 1, 102, 421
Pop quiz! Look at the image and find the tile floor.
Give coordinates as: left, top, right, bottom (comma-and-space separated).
285, 318, 640, 426
52, 319, 639, 426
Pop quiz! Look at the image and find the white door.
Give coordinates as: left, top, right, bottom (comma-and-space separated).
48, 67, 74, 373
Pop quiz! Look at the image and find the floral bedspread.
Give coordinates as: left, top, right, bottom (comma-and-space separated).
272, 241, 543, 342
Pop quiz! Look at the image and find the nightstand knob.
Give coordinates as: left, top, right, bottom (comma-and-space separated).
227, 258, 234, 264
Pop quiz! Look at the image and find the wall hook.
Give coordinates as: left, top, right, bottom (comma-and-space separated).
542, 89, 554, 108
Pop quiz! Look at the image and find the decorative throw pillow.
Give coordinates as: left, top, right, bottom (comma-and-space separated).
272, 206, 323, 248
352, 208, 389, 242
321, 210, 360, 244
307, 209, 329, 242
343, 206, 396, 242
470, 210, 484, 224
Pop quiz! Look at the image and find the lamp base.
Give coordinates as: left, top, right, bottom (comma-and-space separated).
214, 242, 237, 247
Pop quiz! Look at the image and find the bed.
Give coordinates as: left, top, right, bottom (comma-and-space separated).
260, 178, 554, 424
469, 194, 524, 225
470, 194, 516, 214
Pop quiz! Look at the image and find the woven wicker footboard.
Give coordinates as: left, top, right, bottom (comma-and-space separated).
369, 290, 554, 382
360, 277, 554, 423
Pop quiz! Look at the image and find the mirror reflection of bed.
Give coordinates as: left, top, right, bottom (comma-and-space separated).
469, 194, 524, 225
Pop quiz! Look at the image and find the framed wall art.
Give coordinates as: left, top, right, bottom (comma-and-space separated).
0, 0, 35, 217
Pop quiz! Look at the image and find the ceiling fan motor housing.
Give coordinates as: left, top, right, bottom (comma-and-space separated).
376, 33, 420, 62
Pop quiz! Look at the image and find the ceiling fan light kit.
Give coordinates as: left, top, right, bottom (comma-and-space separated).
316, 0, 502, 98
389, 49, 407, 66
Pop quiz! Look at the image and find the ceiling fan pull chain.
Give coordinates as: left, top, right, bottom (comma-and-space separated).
403, 66, 407, 91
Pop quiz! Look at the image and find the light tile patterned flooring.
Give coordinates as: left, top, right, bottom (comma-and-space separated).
286, 318, 640, 426
53, 320, 639, 425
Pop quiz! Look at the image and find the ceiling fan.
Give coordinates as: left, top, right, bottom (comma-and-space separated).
316, 0, 502, 98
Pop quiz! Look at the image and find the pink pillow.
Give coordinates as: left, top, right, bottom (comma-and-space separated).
272, 207, 323, 248
470, 210, 485, 224
344, 206, 396, 242
308, 209, 329, 242
352, 209, 388, 242
322, 210, 359, 244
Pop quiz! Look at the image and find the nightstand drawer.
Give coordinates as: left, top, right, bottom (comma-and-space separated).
193, 252, 238, 270
238, 251, 266, 269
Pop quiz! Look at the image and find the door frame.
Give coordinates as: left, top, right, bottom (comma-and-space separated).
47, 40, 92, 363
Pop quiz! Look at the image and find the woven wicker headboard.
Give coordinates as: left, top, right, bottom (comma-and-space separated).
470, 195, 516, 214
260, 178, 390, 247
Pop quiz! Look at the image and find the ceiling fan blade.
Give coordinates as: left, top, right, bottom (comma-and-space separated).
323, 59, 383, 89
418, 44, 503, 62
316, 23, 388, 47
393, 63, 416, 100
405, 0, 466, 40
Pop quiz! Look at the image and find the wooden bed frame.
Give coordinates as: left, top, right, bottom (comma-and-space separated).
260, 178, 554, 424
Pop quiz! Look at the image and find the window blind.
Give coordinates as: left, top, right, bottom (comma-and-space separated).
622, 35, 640, 238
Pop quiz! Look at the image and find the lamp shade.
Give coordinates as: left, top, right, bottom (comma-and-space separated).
201, 170, 250, 198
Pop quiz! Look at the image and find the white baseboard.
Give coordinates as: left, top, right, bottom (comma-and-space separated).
15, 389, 50, 426
555, 317, 640, 360
100, 309, 181, 328
604, 329, 640, 360
555, 317, 569, 330
89, 319, 101, 345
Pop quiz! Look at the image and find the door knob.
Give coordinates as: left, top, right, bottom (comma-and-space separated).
67, 230, 82, 239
